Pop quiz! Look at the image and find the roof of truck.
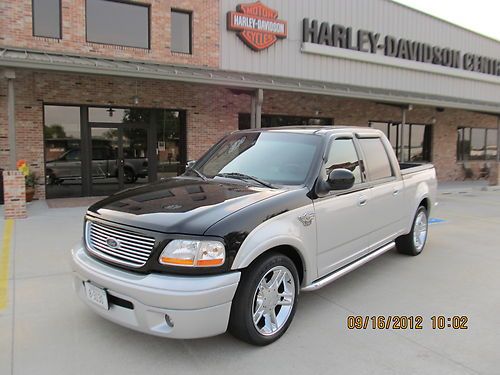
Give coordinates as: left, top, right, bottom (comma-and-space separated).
238, 126, 383, 136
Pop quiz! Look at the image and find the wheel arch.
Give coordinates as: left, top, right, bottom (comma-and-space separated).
245, 244, 306, 285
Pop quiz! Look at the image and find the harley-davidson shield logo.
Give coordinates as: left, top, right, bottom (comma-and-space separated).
227, 1, 287, 51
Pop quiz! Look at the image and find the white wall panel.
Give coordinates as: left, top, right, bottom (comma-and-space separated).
221, 0, 500, 106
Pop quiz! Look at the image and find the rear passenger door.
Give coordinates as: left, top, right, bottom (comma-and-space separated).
357, 137, 405, 250
314, 136, 374, 277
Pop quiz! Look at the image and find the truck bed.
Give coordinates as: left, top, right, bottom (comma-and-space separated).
399, 162, 435, 176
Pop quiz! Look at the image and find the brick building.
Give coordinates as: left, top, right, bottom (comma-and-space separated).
1, 0, 499, 201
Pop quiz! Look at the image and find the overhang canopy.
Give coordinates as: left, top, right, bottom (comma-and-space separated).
1, 47, 500, 115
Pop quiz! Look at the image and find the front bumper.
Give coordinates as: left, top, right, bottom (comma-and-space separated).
71, 242, 241, 339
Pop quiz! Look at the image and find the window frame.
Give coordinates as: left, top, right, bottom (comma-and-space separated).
32, 0, 62, 39
369, 121, 432, 163
85, 0, 151, 49
171, 9, 193, 54
457, 126, 498, 162
238, 113, 334, 130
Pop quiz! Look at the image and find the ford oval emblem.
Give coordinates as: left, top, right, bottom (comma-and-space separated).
106, 238, 119, 248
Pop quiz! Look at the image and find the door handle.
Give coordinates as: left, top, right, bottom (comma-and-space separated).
358, 195, 367, 207
393, 188, 400, 196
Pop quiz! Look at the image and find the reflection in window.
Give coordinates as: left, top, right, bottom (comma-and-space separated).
171, 10, 192, 53
325, 139, 362, 184
44, 105, 82, 198
486, 129, 498, 160
358, 138, 393, 180
157, 110, 183, 179
86, 0, 149, 48
457, 127, 498, 161
33, 0, 61, 38
370, 122, 432, 162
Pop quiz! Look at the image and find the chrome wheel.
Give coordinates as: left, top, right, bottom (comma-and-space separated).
252, 266, 295, 336
413, 210, 428, 252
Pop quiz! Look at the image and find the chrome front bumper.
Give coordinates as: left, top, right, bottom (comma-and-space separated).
71, 242, 241, 339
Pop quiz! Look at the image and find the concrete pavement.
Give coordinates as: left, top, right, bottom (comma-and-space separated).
0, 188, 499, 375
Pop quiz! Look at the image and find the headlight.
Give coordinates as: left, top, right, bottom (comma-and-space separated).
159, 240, 225, 267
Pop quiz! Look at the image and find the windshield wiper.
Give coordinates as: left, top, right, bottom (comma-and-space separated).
215, 172, 275, 188
187, 167, 208, 181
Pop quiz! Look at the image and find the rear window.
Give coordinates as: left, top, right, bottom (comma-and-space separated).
358, 138, 393, 181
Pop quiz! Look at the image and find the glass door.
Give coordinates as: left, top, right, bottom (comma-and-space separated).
90, 126, 121, 196
89, 125, 149, 196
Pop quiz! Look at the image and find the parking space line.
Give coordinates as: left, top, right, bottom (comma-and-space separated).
0, 219, 14, 311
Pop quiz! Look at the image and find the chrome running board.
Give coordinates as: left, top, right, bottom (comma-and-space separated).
302, 242, 396, 292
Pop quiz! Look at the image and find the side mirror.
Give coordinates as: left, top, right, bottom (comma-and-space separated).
186, 160, 197, 169
327, 169, 355, 190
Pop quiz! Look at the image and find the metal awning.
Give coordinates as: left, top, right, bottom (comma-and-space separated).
1, 47, 500, 115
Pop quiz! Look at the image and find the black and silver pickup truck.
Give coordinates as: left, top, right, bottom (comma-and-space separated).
71, 126, 437, 345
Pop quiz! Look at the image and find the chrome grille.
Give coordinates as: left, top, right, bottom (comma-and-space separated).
85, 220, 156, 268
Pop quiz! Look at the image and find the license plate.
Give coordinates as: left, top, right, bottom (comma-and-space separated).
84, 282, 109, 310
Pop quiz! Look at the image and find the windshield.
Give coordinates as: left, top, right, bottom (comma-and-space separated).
197, 132, 322, 186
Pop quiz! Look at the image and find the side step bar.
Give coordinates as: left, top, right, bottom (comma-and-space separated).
302, 241, 396, 292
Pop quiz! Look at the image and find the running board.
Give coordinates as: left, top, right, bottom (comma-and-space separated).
302, 242, 396, 292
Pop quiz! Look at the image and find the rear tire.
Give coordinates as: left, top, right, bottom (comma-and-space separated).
228, 253, 299, 346
396, 206, 428, 256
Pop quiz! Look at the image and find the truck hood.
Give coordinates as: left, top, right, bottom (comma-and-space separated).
87, 176, 287, 235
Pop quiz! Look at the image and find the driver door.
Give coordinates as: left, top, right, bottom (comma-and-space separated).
314, 137, 373, 277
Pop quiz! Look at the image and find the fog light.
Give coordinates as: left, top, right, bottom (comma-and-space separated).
165, 314, 174, 328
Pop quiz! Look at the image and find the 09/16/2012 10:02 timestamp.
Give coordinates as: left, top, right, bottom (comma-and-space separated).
346, 316, 469, 330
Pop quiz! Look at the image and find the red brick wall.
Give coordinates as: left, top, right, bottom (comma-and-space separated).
3, 171, 27, 219
0, 69, 498, 199
0, 0, 219, 68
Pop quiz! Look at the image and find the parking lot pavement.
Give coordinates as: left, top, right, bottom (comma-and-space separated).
1, 190, 499, 375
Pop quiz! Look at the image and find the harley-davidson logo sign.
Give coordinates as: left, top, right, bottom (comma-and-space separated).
227, 1, 287, 51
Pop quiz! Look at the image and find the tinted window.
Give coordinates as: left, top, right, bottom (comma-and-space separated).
238, 113, 333, 130
86, 0, 149, 48
65, 149, 81, 161
33, 0, 61, 38
325, 139, 362, 184
171, 10, 191, 53
199, 132, 322, 185
359, 138, 393, 181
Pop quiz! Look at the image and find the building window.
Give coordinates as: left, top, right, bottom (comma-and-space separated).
86, 0, 150, 48
32, 0, 61, 39
238, 114, 333, 130
171, 10, 192, 54
457, 127, 498, 161
370, 122, 432, 162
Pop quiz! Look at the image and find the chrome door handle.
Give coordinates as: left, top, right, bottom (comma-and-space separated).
358, 195, 367, 206
393, 188, 400, 196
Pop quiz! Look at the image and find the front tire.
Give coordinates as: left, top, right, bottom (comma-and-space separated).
396, 206, 428, 256
228, 253, 299, 346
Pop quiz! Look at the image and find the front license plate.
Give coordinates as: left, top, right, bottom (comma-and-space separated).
84, 282, 109, 310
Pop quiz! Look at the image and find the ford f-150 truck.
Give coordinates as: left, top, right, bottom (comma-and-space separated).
71, 126, 437, 345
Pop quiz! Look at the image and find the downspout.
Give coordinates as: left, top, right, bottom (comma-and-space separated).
255, 88, 263, 129
5, 70, 16, 169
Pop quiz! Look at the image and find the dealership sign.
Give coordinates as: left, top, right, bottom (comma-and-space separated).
227, 2, 287, 51
303, 18, 500, 77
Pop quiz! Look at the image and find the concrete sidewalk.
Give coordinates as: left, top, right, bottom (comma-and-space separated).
1, 191, 500, 375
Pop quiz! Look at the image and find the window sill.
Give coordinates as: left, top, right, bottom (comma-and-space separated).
85, 41, 151, 52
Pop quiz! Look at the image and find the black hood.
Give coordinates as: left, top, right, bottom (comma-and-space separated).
87, 176, 286, 235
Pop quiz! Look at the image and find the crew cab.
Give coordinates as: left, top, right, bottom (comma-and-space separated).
71, 126, 437, 345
